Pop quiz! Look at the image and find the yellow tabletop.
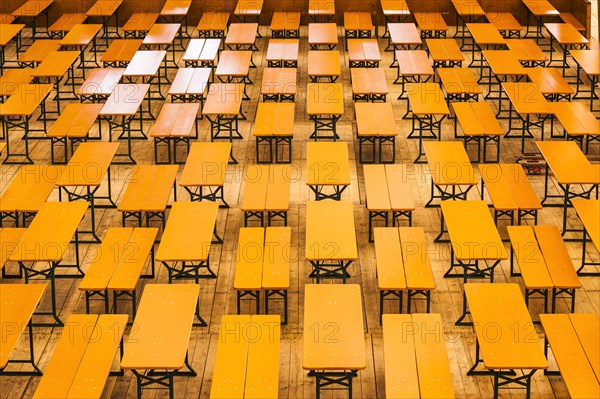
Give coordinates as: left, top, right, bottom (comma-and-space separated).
242, 165, 290, 212
309, 0, 335, 16
253, 102, 295, 137
57, 142, 118, 186
142, 23, 180, 45
266, 39, 299, 62
47, 103, 103, 139
344, 12, 373, 31
486, 12, 522, 32
396, 50, 433, 76
364, 164, 414, 213
306, 83, 344, 115
465, 283, 548, 370
48, 13, 88, 33
78, 67, 125, 97
100, 39, 142, 63
86, 0, 123, 17
261, 67, 297, 96
526, 67, 575, 95
150, 102, 199, 138
544, 23, 588, 45
235, 0, 264, 16
118, 165, 178, 213
9, 202, 88, 263
160, 0, 192, 16
169, 68, 210, 96
203, 83, 244, 116
183, 39, 221, 63
424, 141, 477, 185
413, 12, 448, 32
12, 0, 53, 17
303, 284, 365, 370
156, 201, 219, 262
270, 11, 300, 31
572, 199, 600, 252
123, 50, 166, 77
522, 0, 559, 17
438, 67, 481, 94
306, 141, 350, 186
18, 39, 61, 63
197, 12, 229, 31
122, 13, 159, 32
225, 23, 258, 46
0, 84, 53, 116
305, 200, 357, 261
0, 165, 64, 213
233, 228, 264, 290
466, 23, 506, 46
426, 38, 465, 62
180, 142, 231, 187
215, 50, 252, 77
355, 102, 397, 137
0, 24, 24, 46
536, 141, 600, 185
0, 228, 27, 269
308, 23, 338, 45
505, 39, 548, 63
308, 50, 340, 77
552, 102, 600, 136
570, 50, 600, 76
30, 50, 78, 78
99, 83, 149, 116
406, 83, 450, 115
502, 82, 550, 114
347, 39, 381, 62
441, 200, 507, 261
121, 284, 199, 370
0, 283, 46, 368
381, 0, 410, 16
451, 0, 485, 16
481, 164, 541, 210
59, 23, 102, 46
388, 23, 421, 46
0, 68, 33, 97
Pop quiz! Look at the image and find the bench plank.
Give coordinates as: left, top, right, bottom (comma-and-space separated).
400, 227, 435, 290
234, 228, 265, 290
507, 226, 553, 289
480, 164, 519, 210
266, 165, 290, 211
382, 314, 420, 398
242, 166, 269, 212
375, 228, 406, 290
364, 165, 391, 211
108, 228, 158, 291
262, 227, 291, 290
534, 226, 581, 289
570, 313, 600, 381
245, 315, 281, 399
386, 164, 415, 211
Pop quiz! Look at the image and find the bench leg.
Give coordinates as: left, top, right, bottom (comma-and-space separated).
0, 321, 42, 376
237, 290, 261, 315
265, 289, 288, 325
379, 290, 403, 324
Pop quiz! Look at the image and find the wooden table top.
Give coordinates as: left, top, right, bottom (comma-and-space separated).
149, 102, 199, 138
480, 164, 541, 211
396, 50, 434, 76
101, 38, 142, 63
202, 83, 244, 116
156, 201, 219, 262
526, 67, 575, 95
501, 82, 550, 114
544, 23, 588, 45
169, 67, 210, 96
261, 67, 297, 95
197, 12, 229, 31
183, 38, 220, 62
572, 199, 600, 252
270, 11, 300, 31
30, 50, 78, 78
18, 39, 60, 63
225, 23, 258, 45
308, 50, 340, 77
347, 39, 381, 61
303, 284, 365, 369
351, 68, 388, 95
0, 84, 53, 116
48, 13, 88, 33
0, 284, 46, 368
121, 284, 199, 370
122, 12, 159, 32
570, 50, 600, 75
180, 142, 231, 186
355, 102, 397, 137
451, 0, 485, 16
241, 165, 290, 212
381, 0, 410, 15
424, 141, 477, 186
406, 83, 450, 115
308, 23, 338, 45
11, 0, 53, 17
266, 39, 299, 61
364, 164, 414, 212
426, 38, 464, 62
78, 67, 125, 96
308, 0, 335, 15
388, 23, 421, 45
234, 0, 264, 15
306, 83, 344, 115
0, 68, 34, 97
452, 101, 503, 137
86, 0, 123, 17
47, 103, 103, 139
57, 142, 119, 186
306, 141, 351, 187
483, 50, 527, 76
522, 0, 559, 17
160, 0, 192, 16
0, 165, 64, 214
99, 83, 149, 116
505, 39, 548, 63
438, 67, 482, 94
117, 165, 178, 213
0, 228, 27, 269
215, 50, 252, 77
536, 141, 600, 185
465, 283, 548, 369
142, 23, 180, 45
466, 23, 506, 46
413, 12, 448, 31
552, 102, 599, 136
123, 50, 166, 77
8, 202, 88, 263
343, 12, 373, 31
253, 102, 295, 137
442, 200, 507, 261
486, 12, 523, 31
59, 23, 102, 46
0, 24, 24, 46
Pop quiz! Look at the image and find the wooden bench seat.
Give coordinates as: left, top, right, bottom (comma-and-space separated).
150, 103, 200, 164
242, 165, 290, 226
48, 13, 88, 38
351, 67, 388, 102
169, 67, 210, 103
18, 39, 61, 67
0, 165, 64, 226
77, 67, 125, 102
344, 12, 373, 38
394, 50, 434, 98
180, 142, 231, 206
265, 38, 299, 67
308, 22, 338, 50
347, 38, 381, 68
540, 313, 599, 398
270, 11, 300, 38
486, 12, 522, 38
253, 102, 294, 164
197, 12, 230, 38
79, 227, 157, 316
210, 315, 281, 398
413, 12, 448, 38
480, 163, 542, 225
508, 225, 581, 315
551, 102, 599, 153
438, 67, 482, 102
452, 101, 503, 163
46, 103, 103, 163
100, 39, 142, 67
376, 227, 435, 321
33, 314, 128, 399
122, 13, 159, 38
233, 227, 291, 324
261, 67, 296, 102
0, 68, 33, 99
505, 38, 548, 67
559, 13, 586, 33
182, 38, 220, 67
383, 313, 455, 398
118, 165, 178, 227
307, 50, 340, 82
364, 164, 414, 241
426, 38, 464, 68
355, 102, 398, 163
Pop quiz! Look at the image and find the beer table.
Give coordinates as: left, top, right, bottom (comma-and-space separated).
180, 142, 231, 206
308, 0, 335, 22
480, 50, 527, 107
0, 84, 53, 164
502, 82, 553, 152
306, 83, 344, 140
253, 102, 294, 163
464, 283, 548, 397
59, 23, 103, 77
182, 38, 220, 68
303, 284, 365, 396
308, 22, 338, 50
406, 82, 450, 163
156, 201, 221, 281
506, 38, 548, 67
8, 202, 88, 326
0, 68, 33, 100
30, 50, 79, 117
196, 12, 229, 39
570, 50, 599, 113
150, 102, 199, 163
343, 11, 373, 39
47, 13, 88, 38
466, 23, 507, 68
0, 24, 24, 72
424, 141, 478, 209
437, 67, 481, 102
452, 101, 503, 163
168, 67, 210, 103
544, 23, 588, 73
522, 0, 559, 43
355, 102, 397, 163
100, 38, 142, 67
17, 39, 60, 68
56, 142, 119, 243
486, 12, 522, 38
450, 0, 485, 46
413, 12, 448, 38
351, 67, 388, 102
123, 50, 168, 102
305, 202, 358, 282
46, 103, 103, 161
0, 228, 26, 277
121, 284, 201, 398
347, 39, 380, 68
426, 38, 464, 68
122, 12, 159, 38
261, 67, 297, 102
306, 142, 350, 200
160, 0, 192, 39
572, 199, 600, 276
265, 38, 299, 68
526, 67, 575, 101
0, 15, 15, 24
307, 50, 340, 83
11, 0, 53, 39
225, 23, 259, 51
0, 284, 46, 375
77, 67, 125, 102
386, 23, 422, 66
234, 0, 263, 24
270, 11, 300, 38
215, 50, 255, 99
537, 141, 600, 237
380, 0, 410, 37
86, 0, 123, 47
99, 83, 150, 164
550, 101, 599, 152
142, 23, 180, 67
202, 83, 246, 163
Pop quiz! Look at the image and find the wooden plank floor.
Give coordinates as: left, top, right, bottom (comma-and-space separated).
0, 24, 599, 399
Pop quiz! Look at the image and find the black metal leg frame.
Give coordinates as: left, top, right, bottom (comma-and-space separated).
309, 260, 353, 283
309, 184, 348, 201
357, 135, 396, 164
504, 104, 552, 154
308, 370, 359, 399
207, 112, 245, 164
368, 209, 412, 242
579, 227, 600, 276
255, 136, 293, 164
573, 64, 599, 114
0, 321, 42, 376
408, 112, 446, 164
131, 353, 196, 399
184, 185, 229, 208
309, 114, 342, 141
426, 181, 474, 209
379, 289, 431, 324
